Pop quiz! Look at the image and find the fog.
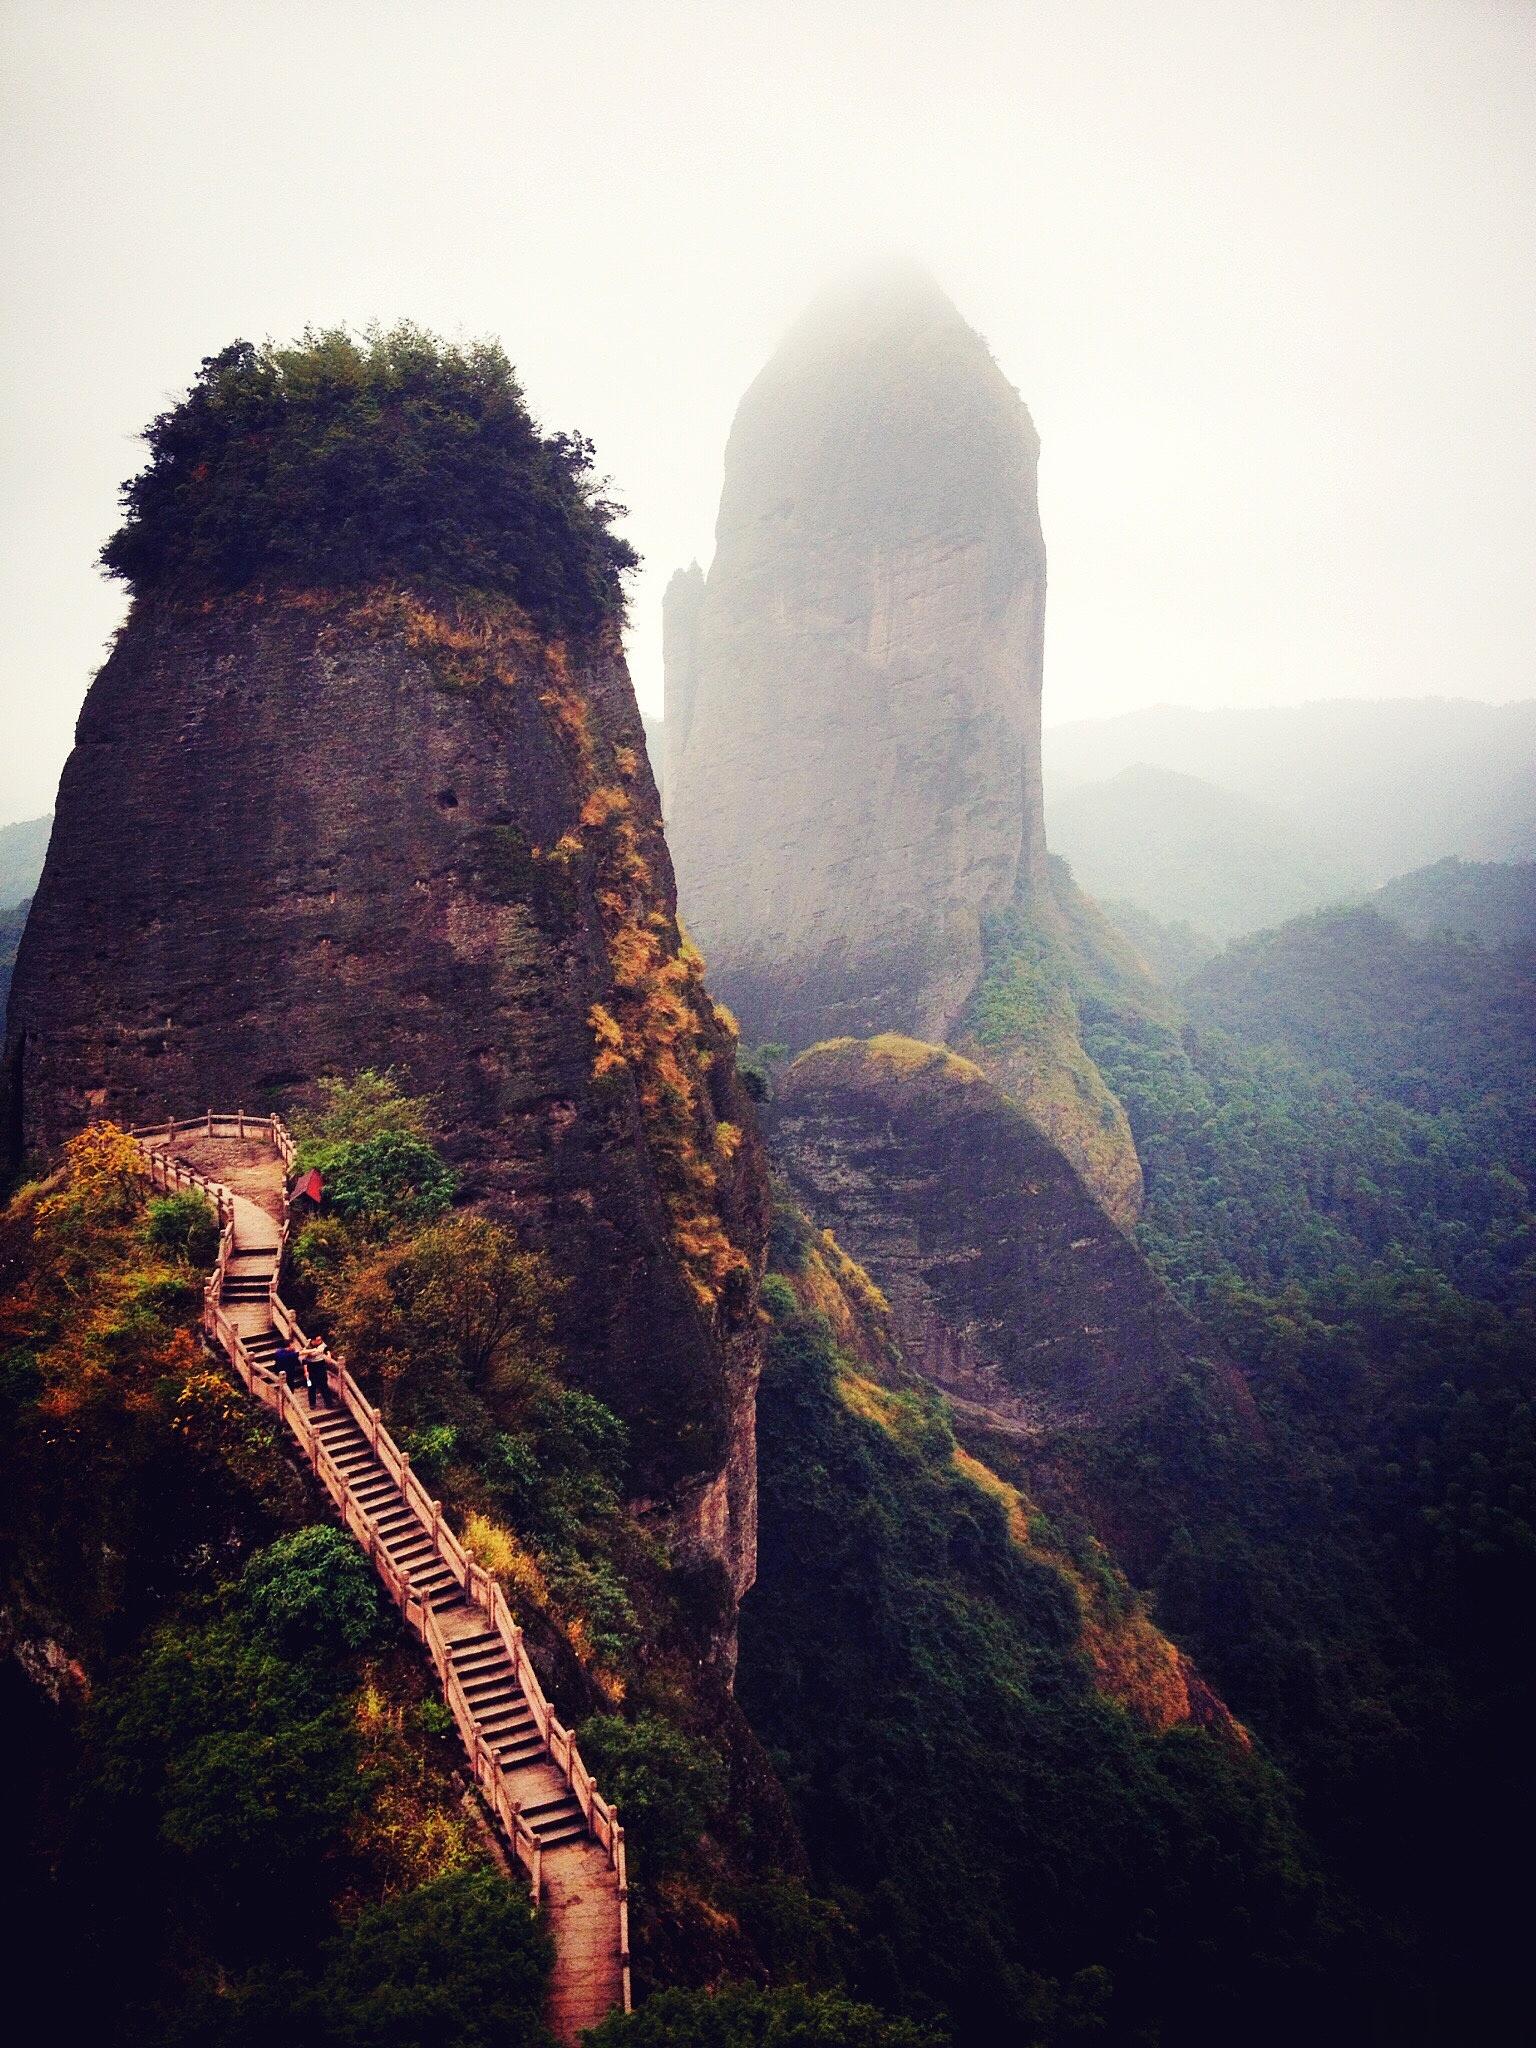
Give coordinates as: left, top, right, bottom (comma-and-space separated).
3, 0, 1534, 825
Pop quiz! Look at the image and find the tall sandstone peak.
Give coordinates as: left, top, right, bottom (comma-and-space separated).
664, 269, 1049, 1048
4, 589, 768, 1641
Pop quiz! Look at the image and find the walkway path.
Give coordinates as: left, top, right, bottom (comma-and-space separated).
135, 1115, 629, 2043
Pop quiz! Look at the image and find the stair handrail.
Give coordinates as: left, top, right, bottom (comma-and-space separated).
129, 1120, 625, 1930
260, 1119, 625, 1893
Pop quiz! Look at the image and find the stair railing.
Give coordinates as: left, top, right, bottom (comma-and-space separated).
128, 1118, 626, 1966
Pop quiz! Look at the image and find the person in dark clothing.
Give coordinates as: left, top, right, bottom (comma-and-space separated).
301, 1336, 333, 1410
274, 1341, 304, 1395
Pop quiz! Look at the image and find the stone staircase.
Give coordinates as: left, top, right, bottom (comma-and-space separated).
133, 1114, 631, 2043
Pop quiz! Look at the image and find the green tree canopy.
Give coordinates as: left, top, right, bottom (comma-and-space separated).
101, 325, 637, 631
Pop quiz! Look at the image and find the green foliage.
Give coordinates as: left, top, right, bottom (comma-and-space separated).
296, 1070, 434, 1148
1372, 855, 1536, 945
1072, 901, 1536, 2036
544, 1554, 639, 1668
588, 1982, 946, 2048
90, 1562, 366, 1906
236, 1523, 380, 1656
578, 1714, 728, 1876
300, 1865, 552, 2048
759, 1273, 800, 1319
1079, 908, 1536, 1309
401, 1420, 459, 1484
737, 1041, 791, 1100
766, 1200, 814, 1275
0, 1344, 41, 1415
101, 325, 636, 631
414, 1696, 455, 1741
334, 1212, 558, 1416
156, 1709, 363, 1883
310, 1129, 458, 1224
144, 1190, 220, 1265
739, 1285, 1332, 2046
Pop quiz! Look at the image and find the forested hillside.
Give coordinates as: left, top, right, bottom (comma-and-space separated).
1372, 856, 1536, 943
1047, 763, 1355, 939
738, 1209, 1342, 2048
0, 814, 50, 907
1062, 900, 1536, 2040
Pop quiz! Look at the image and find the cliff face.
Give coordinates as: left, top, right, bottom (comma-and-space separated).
5, 589, 767, 1619
771, 1035, 1238, 1437
664, 269, 1049, 1049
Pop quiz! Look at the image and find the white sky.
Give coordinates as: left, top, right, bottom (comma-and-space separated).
3, 0, 1534, 826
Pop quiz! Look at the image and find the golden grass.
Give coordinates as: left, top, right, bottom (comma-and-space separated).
463, 1512, 550, 1613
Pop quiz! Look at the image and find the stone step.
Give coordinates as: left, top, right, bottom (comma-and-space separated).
479, 1703, 538, 1738
525, 1791, 581, 1822
455, 1646, 512, 1678
531, 1815, 589, 1849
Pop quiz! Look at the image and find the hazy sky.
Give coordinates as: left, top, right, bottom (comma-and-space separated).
3, 0, 1534, 826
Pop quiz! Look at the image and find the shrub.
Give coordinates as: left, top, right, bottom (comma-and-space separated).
312, 1130, 458, 1224
158, 1708, 362, 1894
40, 1121, 144, 1226
578, 1714, 727, 1876
463, 1512, 549, 1611
333, 1213, 558, 1412
759, 1274, 799, 1322
544, 1553, 638, 1669
145, 1191, 219, 1265
402, 1421, 458, 1484
307, 1866, 553, 2048
586, 1983, 947, 2048
236, 1524, 379, 1657
296, 1071, 432, 1149
101, 325, 637, 633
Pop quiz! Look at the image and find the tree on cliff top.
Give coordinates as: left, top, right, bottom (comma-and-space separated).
101, 324, 637, 631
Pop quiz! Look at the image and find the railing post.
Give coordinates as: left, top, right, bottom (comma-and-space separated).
127, 1113, 621, 1924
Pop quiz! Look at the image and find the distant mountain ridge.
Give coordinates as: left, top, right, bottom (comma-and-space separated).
1044, 697, 1536, 885
0, 813, 50, 908
1048, 762, 1358, 940
1371, 857, 1536, 943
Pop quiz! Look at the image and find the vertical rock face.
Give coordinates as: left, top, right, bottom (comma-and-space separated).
5, 591, 767, 1642
770, 1036, 1233, 1436
665, 269, 1049, 1048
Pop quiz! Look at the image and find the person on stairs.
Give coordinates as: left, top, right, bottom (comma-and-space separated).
301, 1335, 334, 1410
274, 1340, 305, 1398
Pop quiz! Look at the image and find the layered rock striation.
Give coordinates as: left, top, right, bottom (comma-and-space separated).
664, 268, 1049, 1049
5, 587, 767, 1622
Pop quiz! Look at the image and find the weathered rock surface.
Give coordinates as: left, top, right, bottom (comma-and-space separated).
4, 591, 767, 1638
771, 1035, 1236, 1436
665, 268, 1049, 1049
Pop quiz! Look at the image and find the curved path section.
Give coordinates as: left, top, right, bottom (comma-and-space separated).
135, 1114, 629, 2043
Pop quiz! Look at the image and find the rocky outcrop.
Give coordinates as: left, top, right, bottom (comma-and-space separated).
771, 1035, 1239, 1437
664, 268, 1049, 1050
4, 589, 768, 1635
953, 860, 1156, 1230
